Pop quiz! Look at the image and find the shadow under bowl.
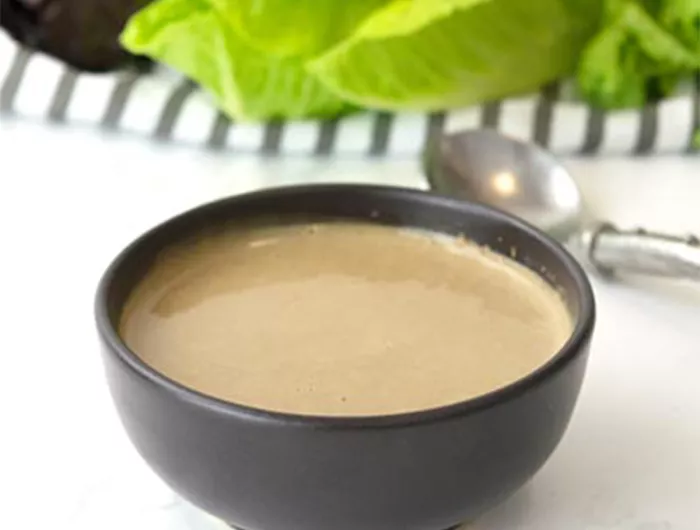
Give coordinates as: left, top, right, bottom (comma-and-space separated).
95, 184, 596, 530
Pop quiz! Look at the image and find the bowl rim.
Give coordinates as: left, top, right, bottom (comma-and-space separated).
95, 183, 595, 429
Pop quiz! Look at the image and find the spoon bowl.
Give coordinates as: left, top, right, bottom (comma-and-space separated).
426, 129, 584, 241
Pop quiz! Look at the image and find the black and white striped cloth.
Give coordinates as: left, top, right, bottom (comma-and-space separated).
1, 34, 698, 157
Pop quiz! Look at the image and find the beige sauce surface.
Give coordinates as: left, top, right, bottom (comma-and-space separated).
120, 222, 572, 416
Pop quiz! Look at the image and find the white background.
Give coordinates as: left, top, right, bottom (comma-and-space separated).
1, 118, 699, 530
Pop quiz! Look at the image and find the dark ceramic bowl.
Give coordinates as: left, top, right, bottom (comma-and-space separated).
95, 184, 595, 530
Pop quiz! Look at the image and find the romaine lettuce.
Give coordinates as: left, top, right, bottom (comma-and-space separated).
121, 0, 352, 119
310, 0, 601, 110
121, 0, 603, 119
576, 0, 699, 109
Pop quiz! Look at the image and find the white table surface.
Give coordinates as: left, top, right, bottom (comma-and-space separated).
1, 118, 699, 530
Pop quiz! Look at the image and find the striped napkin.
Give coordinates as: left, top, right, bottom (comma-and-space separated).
1, 33, 698, 158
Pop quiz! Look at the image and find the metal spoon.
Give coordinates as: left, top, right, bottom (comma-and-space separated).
425, 128, 700, 280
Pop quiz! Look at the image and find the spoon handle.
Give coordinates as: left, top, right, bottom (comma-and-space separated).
578, 222, 700, 281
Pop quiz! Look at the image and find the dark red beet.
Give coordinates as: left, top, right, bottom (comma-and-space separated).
1, 0, 153, 72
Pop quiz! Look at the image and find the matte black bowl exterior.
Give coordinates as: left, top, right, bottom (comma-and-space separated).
95, 185, 595, 530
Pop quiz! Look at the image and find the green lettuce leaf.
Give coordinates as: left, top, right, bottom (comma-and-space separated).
309, 0, 601, 110
121, 0, 352, 120
577, 0, 699, 108
218, 0, 390, 57
660, 0, 700, 54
